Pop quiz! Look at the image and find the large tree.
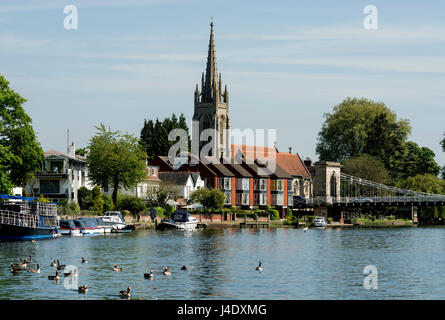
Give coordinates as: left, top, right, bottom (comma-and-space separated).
316, 97, 440, 181
316, 97, 410, 163
398, 174, 445, 195
342, 154, 390, 184
442, 133, 445, 179
0, 75, 44, 193
87, 124, 147, 205
140, 113, 191, 161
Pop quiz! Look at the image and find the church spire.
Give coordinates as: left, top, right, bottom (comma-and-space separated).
203, 20, 219, 103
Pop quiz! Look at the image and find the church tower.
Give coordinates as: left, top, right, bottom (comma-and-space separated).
193, 21, 230, 159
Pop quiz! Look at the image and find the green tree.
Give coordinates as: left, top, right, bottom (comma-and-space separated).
398, 174, 445, 195
0, 75, 44, 192
397, 142, 441, 179
92, 185, 104, 215
342, 154, 390, 184
188, 188, 225, 212
140, 113, 191, 161
146, 180, 179, 209
87, 124, 147, 205
316, 97, 410, 163
441, 133, 445, 179
75, 148, 88, 157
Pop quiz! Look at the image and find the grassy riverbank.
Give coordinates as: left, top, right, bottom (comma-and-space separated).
351, 218, 413, 227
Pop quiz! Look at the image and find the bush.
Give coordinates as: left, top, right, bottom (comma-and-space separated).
101, 193, 113, 212
92, 186, 104, 215
69, 201, 80, 214
269, 209, 280, 220
77, 186, 92, 210
165, 204, 175, 218
116, 195, 146, 216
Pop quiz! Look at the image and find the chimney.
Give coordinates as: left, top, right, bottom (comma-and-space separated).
304, 157, 312, 167
68, 142, 75, 157
289, 146, 292, 154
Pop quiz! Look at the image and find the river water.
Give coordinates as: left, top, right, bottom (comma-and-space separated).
1, 226, 445, 300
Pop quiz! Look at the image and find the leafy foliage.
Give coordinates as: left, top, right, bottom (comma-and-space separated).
146, 180, 178, 209
188, 188, 225, 212
92, 186, 104, 215
116, 195, 146, 216
77, 186, 92, 210
398, 174, 445, 195
87, 124, 147, 205
342, 154, 390, 184
0, 75, 44, 192
101, 193, 113, 212
316, 97, 440, 181
140, 113, 190, 161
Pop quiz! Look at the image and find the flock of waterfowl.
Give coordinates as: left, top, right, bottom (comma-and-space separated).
9, 254, 265, 298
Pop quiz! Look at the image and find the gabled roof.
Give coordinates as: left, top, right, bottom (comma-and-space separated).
159, 172, 192, 186
44, 150, 86, 163
275, 153, 311, 179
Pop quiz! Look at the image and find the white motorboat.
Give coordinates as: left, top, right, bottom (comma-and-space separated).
102, 211, 127, 230
156, 210, 198, 231
313, 217, 328, 228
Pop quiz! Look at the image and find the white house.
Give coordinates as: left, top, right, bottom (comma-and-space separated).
159, 172, 204, 200
26, 143, 93, 203
102, 165, 161, 199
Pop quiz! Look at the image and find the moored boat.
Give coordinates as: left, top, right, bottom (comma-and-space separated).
156, 210, 198, 231
0, 195, 59, 241
59, 219, 82, 236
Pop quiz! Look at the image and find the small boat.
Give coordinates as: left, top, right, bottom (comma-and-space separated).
156, 211, 198, 231
102, 211, 126, 230
59, 219, 82, 237
74, 218, 102, 236
313, 217, 328, 228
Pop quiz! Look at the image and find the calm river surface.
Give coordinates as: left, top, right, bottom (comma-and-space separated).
1, 227, 445, 300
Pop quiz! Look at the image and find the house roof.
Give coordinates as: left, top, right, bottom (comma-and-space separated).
44, 150, 86, 163
159, 172, 192, 186
275, 153, 311, 179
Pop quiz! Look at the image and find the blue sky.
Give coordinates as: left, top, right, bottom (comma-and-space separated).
1, 0, 444, 167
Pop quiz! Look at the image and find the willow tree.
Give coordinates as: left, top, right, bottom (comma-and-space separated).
87, 124, 147, 205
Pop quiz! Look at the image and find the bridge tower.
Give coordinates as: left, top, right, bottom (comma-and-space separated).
313, 161, 341, 217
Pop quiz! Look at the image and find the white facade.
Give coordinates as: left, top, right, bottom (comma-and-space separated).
26, 144, 93, 203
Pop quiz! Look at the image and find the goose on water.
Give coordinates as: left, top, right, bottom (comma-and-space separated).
27, 264, 40, 274
144, 270, 154, 279
48, 270, 60, 280
78, 285, 88, 294
181, 266, 187, 271
162, 267, 171, 276
256, 261, 263, 271
50, 260, 57, 267
113, 264, 123, 272
120, 287, 131, 298
81, 257, 88, 264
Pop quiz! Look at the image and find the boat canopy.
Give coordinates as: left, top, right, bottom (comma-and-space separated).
0, 194, 38, 202
77, 218, 98, 228
60, 220, 77, 229
172, 210, 191, 222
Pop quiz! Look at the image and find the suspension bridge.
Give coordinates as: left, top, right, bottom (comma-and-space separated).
294, 162, 445, 209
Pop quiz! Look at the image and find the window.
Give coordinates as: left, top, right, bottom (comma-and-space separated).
224, 192, 231, 205
288, 195, 293, 207
271, 180, 277, 191
40, 180, 60, 194
254, 193, 267, 205
236, 178, 249, 191
271, 193, 283, 206
277, 179, 283, 191
236, 193, 249, 206
224, 178, 231, 190
260, 179, 267, 191
49, 160, 64, 173
254, 179, 259, 191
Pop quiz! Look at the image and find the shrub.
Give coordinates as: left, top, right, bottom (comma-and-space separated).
269, 209, 280, 220
92, 186, 104, 215
69, 201, 80, 214
77, 186, 92, 210
101, 193, 113, 212
116, 195, 146, 216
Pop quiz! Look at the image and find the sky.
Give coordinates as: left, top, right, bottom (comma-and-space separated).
1, 0, 444, 167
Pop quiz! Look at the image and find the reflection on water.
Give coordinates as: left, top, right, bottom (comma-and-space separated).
1, 227, 445, 299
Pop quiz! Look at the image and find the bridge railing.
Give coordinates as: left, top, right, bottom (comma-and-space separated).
306, 195, 445, 206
